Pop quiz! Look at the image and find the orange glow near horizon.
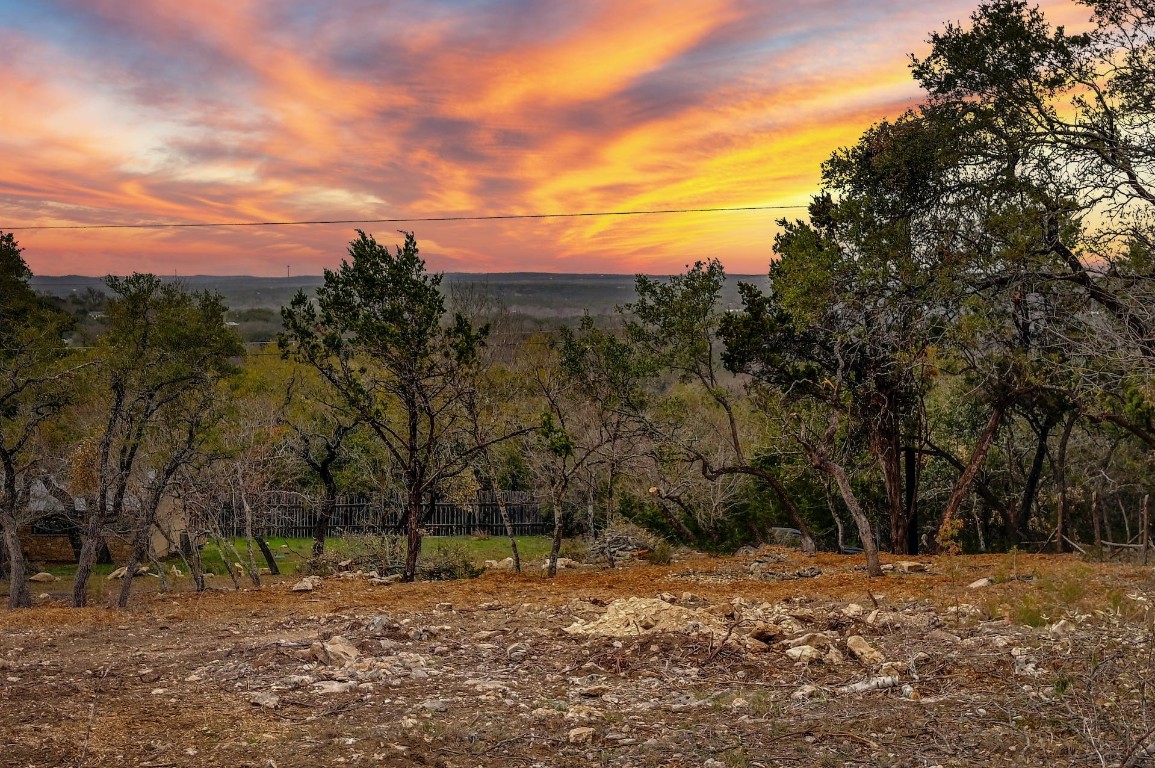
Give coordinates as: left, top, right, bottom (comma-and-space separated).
0, 0, 1082, 277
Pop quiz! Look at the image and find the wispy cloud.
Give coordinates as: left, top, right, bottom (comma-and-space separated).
0, 0, 1081, 275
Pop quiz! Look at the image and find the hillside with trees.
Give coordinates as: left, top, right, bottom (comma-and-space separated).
3, 0, 1155, 610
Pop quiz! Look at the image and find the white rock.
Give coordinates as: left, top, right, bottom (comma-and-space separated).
29, 572, 57, 583
791, 684, 819, 701
783, 632, 831, 649
568, 726, 596, 744
543, 557, 580, 570
967, 577, 993, 589
292, 575, 322, 592
824, 646, 845, 665
320, 636, 360, 666
846, 635, 885, 667
785, 645, 822, 663
250, 691, 280, 708
313, 680, 358, 694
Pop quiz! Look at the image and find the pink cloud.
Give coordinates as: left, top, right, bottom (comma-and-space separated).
1, 0, 1086, 277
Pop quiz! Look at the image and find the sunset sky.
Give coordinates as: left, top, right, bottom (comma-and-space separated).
0, 0, 1083, 276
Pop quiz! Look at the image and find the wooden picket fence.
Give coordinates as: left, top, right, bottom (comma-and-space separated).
218, 490, 546, 539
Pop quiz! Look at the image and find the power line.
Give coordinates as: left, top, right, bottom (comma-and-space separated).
2, 204, 808, 232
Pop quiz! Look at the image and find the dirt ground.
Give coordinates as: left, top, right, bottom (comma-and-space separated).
3, 549, 1155, 768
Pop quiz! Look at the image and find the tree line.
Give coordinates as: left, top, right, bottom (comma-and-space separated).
2, 0, 1154, 606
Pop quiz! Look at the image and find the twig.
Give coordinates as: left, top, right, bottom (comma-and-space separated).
702, 619, 745, 665
76, 664, 111, 768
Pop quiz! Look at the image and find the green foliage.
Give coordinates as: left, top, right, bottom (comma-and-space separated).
539, 411, 574, 457
280, 231, 492, 581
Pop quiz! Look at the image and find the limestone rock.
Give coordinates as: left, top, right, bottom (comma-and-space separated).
927, 629, 961, 644
783, 632, 831, 649
748, 623, 782, 643
785, 645, 822, 663
484, 557, 515, 570
563, 597, 721, 638
568, 726, 596, 744
250, 691, 280, 709
791, 684, 819, 701
29, 572, 56, 583
846, 635, 885, 666
319, 635, 360, 666
967, 577, 993, 589
291, 575, 322, 592
506, 642, 531, 661
106, 565, 148, 580
369, 574, 402, 585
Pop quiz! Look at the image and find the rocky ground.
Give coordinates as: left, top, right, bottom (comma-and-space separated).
3, 548, 1155, 768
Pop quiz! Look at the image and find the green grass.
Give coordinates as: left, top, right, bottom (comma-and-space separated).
26, 535, 554, 579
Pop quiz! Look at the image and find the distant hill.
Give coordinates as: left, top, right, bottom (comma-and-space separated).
31, 272, 769, 318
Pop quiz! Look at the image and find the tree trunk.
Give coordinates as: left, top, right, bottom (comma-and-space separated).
937, 401, 1006, 548
1053, 413, 1077, 553
402, 489, 423, 582
1092, 491, 1102, 550
117, 520, 151, 608
1012, 418, 1054, 546
653, 495, 699, 544
904, 446, 919, 555
255, 537, 280, 575
72, 511, 104, 608
547, 485, 564, 578
874, 424, 907, 555
492, 488, 521, 573
757, 471, 817, 555
818, 456, 882, 577
190, 540, 206, 592
2, 516, 31, 609
311, 477, 338, 558
823, 482, 847, 554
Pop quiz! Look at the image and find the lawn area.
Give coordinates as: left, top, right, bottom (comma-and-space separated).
25, 534, 555, 580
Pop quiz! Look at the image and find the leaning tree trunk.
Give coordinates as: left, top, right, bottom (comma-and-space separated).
489, 481, 521, 573
818, 457, 883, 577
1053, 413, 1077, 554
117, 516, 152, 608
757, 470, 817, 556
937, 401, 1006, 549
72, 510, 105, 608
1012, 419, 1054, 546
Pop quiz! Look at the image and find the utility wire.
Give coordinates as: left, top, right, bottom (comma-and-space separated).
2, 203, 808, 232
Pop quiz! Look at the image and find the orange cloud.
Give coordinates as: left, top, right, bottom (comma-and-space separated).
0, 0, 1087, 277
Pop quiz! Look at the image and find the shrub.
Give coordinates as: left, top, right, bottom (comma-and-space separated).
418, 541, 483, 581
643, 539, 674, 565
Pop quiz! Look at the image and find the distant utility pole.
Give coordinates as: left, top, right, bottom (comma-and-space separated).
287, 264, 291, 278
